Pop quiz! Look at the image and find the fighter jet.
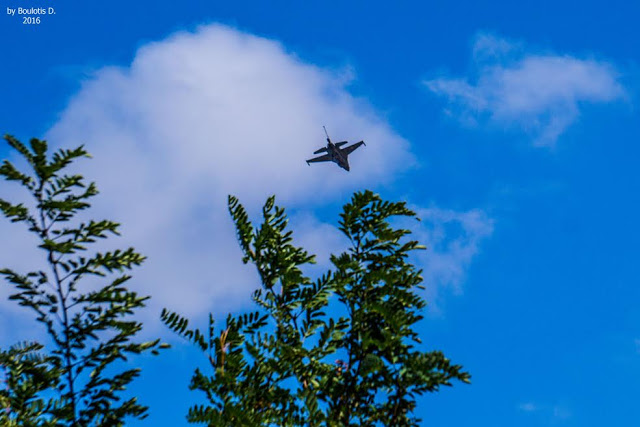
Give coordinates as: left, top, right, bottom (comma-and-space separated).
306, 127, 366, 171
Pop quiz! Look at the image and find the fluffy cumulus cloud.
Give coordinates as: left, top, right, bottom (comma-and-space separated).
0, 24, 491, 338
40, 23, 419, 321
425, 33, 625, 146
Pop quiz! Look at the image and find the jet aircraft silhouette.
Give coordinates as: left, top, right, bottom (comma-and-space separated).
306, 127, 365, 171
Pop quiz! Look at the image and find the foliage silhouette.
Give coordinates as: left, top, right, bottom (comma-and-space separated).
163, 190, 470, 426
0, 136, 167, 426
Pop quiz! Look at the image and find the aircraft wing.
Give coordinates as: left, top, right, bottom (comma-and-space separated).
306, 153, 332, 164
342, 141, 365, 155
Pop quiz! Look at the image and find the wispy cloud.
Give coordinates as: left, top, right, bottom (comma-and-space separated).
518, 402, 538, 412
290, 205, 494, 302
425, 33, 625, 146
518, 401, 572, 422
409, 206, 493, 309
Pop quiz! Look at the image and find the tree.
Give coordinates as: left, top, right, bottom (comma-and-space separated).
162, 190, 470, 426
0, 135, 167, 426
0, 342, 62, 426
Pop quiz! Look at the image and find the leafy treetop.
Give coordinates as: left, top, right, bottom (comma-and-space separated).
163, 189, 469, 426
0, 135, 167, 426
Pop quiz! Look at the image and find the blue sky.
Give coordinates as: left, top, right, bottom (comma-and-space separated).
1, 0, 640, 425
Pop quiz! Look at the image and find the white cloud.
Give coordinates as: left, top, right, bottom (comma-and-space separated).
288, 212, 350, 274
425, 33, 625, 146
1, 24, 491, 341
407, 206, 493, 309
518, 401, 572, 422
21, 23, 414, 328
